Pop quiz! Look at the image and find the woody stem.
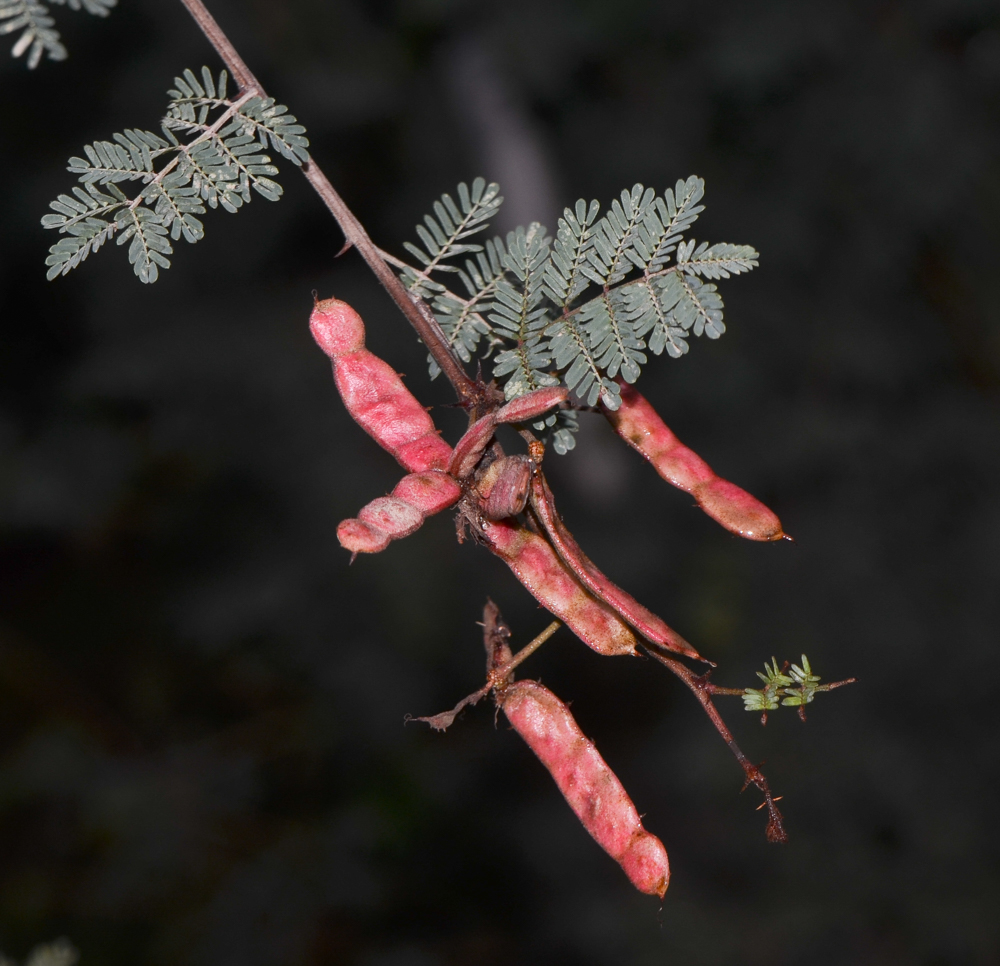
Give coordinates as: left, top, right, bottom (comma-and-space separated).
642, 645, 789, 843
176, 0, 479, 405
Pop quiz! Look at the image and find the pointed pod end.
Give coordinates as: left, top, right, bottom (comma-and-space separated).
337, 517, 390, 554
696, 480, 787, 542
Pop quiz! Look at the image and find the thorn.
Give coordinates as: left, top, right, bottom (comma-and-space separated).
781, 533, 795, 542
336, 239, 353, 257
349, 551, 358, 565
756, 796, 782, 811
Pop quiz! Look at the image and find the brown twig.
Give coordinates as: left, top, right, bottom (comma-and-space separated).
176, 0, 479, 405
408, 619, 561, 731
642, 645, 789, 843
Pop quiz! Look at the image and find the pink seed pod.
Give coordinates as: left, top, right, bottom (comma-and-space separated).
494, 386, 568, 423
336, 518, 390, 554
603, 382, 786, 542
310, 297, 453, 474
337, 469, 461, 554
501, 680, 669, 898
479, 518, 637, 657
391, 470, 463, 514
450, 386, 568, 480
529, 473, 703, 661
449, 414, 498, 480
477, 456, 533, 520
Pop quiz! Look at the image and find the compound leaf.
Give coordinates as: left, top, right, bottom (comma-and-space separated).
673, 274, 726, 339
400, 178, 503, 295
114, 205, 171, 284
543, 198, 600, 307
584, 183, 656, 286
677, 239, 758, 278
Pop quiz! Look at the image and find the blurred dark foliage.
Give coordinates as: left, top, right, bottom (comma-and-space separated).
2, 1, 1000, 964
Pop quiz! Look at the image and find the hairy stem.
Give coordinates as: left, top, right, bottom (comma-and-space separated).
176, 0, 478, 404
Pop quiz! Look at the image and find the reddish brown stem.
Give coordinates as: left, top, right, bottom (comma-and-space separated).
410, 616, 561, 732
642, 646, 788, 843
177, 0, 478, 405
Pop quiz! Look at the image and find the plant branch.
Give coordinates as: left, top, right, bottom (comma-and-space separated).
408, 620, 561, 732
642, 645, 789, 843
176, 0, 479, 405
176, 0, 260, 90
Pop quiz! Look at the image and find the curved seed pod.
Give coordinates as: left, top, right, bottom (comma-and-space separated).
338, 469, 461, 554
501, 680, 669, 898
603, 381, 786, 541
529, 472, 703, 661
479, 518, 637, 657
310, 298, 453, 473
450, 387, 568, 480
450, 413, 499, 480
478, 456, 533, 520
494, 386, 568, 423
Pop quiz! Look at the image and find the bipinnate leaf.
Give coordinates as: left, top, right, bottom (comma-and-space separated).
389, 174, 756, 448
42, 66, 307, 283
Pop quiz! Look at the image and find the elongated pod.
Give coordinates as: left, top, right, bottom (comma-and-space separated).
338, 469, 462, 554
479, 518, 637, 657
603, 382, 786, 541
501, 680, 669, 897
310, 298, 453, 473
529, 473, 703, 661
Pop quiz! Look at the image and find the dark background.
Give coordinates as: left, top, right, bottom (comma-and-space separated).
2, 1, 999, 964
